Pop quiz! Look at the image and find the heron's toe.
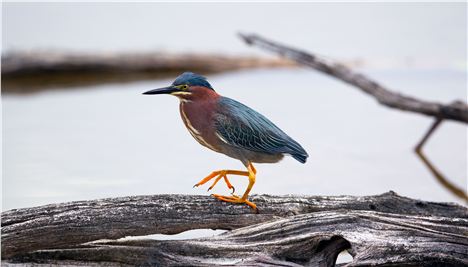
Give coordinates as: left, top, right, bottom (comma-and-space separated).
211, 194, 257, 210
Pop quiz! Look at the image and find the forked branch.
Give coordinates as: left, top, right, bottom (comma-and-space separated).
239, 33, 468, 123
239, 33, 468, 201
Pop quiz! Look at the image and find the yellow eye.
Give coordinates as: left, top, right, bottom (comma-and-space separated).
181, 84, 189, 90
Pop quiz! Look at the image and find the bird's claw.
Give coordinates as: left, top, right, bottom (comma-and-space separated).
211, 194, 257, 210
195, 171, 235, 193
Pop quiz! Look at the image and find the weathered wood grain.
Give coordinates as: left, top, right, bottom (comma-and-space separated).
2, 192, 467, 266
4, 211, 468, 266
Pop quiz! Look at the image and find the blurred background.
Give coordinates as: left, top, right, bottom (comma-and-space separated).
2, 2, 467, 211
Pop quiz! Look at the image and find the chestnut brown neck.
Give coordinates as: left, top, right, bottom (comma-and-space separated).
177, 86, 219, 102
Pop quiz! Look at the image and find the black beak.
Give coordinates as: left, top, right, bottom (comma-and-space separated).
143, 86, 178, 95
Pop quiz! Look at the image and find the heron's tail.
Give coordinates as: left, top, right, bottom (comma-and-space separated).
291, 153, 308, 163
286, 138, 308, 164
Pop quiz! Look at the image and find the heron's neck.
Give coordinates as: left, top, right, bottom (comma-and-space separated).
176, 86, 219, 102
179, 96, 220, 152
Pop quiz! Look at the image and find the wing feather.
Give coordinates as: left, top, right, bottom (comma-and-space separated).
214, 97, 308, 162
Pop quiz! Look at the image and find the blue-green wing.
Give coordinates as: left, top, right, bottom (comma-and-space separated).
214, 97, 308, 163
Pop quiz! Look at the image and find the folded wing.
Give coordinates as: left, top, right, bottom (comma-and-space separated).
215, 97, 308, 163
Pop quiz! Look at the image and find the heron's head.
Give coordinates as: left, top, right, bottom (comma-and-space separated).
143, 72, 217, 101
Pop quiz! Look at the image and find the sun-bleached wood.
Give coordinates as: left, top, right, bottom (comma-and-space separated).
2, 192, 467, 266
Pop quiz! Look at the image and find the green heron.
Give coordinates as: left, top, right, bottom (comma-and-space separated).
143, 72, 308, 210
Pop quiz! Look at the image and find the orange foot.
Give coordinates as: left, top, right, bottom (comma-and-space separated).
195, 162, 258, 211
212, 194, 257, 210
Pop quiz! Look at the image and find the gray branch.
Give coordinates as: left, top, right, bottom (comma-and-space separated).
239, 33, 468, 124
2, 192, 467, 266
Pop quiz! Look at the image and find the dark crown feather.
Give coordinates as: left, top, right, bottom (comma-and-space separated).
172, 72, 214, 90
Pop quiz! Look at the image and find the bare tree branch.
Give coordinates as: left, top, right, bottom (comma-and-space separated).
239, 33, 468, 124
239, 32, 468, 202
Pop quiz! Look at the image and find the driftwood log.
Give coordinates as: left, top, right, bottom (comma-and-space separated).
2, 192, 467, 266
1, 51, 295, 93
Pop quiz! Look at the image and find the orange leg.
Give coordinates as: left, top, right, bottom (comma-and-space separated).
212, 162, 257, 210
207, 174, 235, 193
194, 170, 248, 193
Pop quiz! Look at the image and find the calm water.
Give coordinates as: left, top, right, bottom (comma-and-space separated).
2, 3, 466, 211
3, 68, 466, 211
